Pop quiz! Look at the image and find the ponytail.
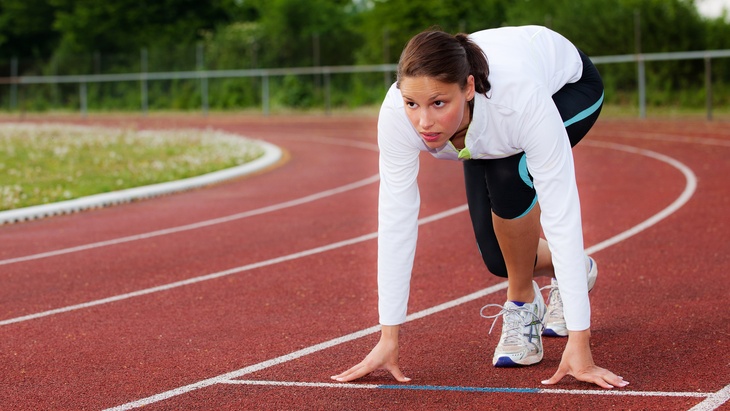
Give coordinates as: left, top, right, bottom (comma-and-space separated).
455, 33, 491, 95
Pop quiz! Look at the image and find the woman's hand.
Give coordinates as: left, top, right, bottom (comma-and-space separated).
331, 325, 411, 383
541, 329, 629, 389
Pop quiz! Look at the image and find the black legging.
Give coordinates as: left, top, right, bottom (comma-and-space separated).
464, 50, 603, 278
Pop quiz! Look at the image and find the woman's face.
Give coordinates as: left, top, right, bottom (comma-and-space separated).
399, 75, 474, 149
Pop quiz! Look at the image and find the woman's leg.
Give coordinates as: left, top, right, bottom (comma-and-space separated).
535, 239, 555, 278
492, 205, 541, 303
464, 154, 555, 289
463, 159, 507, 277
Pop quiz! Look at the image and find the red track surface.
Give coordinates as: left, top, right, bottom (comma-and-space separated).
1, 114, 728, 410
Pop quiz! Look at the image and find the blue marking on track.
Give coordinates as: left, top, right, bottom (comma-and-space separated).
378, 384, 539, 393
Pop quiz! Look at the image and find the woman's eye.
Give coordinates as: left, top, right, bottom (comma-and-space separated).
406, 102, 417, 108
433, 101, 445, 107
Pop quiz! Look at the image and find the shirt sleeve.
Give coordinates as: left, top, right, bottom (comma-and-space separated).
518, 89, 591, 331
376, 102, 422, 326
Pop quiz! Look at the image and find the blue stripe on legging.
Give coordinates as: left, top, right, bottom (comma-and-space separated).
513, 91, 604, 220
563, 91, 604, 128
516, 153, 537, 219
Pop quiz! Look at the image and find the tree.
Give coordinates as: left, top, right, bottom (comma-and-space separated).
355, 0, 510, 65
48, 0, 233, 54
245, 0, 361, 68
0, 0, 59, 59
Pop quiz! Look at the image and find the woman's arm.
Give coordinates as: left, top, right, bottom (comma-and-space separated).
333, 92, 421, 382
520, 90, 627, 388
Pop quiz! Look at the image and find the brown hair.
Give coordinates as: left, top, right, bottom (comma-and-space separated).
396, 29, 490, 95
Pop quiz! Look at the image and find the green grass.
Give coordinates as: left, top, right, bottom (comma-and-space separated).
0, 123, 265, 211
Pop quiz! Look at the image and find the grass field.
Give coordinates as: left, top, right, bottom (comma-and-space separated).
0, 123, 264, 211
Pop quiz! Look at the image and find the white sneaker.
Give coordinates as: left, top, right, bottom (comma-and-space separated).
481, 281, 546, 367
542, 256, 598, 337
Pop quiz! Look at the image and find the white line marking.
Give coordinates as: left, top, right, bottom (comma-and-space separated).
220, 380, 714, 398
222, 380, 380, 389
103, 282, 508, 411
0, 175, 379, 267
540, 387, 710, 398
583, 141, 697, 255
688, 384, 730, 411
106, 142, 700, 409
0, 204, 466, 326
0, 135, 380, 267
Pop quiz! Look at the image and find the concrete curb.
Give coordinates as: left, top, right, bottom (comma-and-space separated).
0, 139, 283, 225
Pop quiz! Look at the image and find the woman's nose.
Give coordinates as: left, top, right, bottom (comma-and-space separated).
419, 110, 433, 128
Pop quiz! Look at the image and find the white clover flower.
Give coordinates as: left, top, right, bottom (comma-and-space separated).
0, 122, 266, 212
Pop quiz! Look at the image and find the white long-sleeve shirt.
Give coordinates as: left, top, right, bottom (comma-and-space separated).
377, 25, 592, 331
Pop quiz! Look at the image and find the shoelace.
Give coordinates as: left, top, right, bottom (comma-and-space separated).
540, 283, 563, 319
480, 303, 543, 345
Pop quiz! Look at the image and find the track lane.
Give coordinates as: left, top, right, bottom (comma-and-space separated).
1, 116, 727, 410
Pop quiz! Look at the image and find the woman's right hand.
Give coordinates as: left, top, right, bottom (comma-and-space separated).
330, 325, 411, 383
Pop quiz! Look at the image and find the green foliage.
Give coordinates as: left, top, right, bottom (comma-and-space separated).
0, 0, 58, 58
249, 0, 362, 68
47, 0, 232, 54
1, 0, 729, 112
355, 0, 509, 65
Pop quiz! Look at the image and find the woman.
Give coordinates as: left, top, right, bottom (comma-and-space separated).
332, 25, 628, 389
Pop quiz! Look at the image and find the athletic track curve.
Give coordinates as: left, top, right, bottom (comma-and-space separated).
0, 114, 728, 410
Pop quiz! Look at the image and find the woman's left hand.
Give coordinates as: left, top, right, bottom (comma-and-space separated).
541, 329, 630, 389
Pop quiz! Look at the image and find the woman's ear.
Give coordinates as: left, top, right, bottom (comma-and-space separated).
466, 75, 475, 101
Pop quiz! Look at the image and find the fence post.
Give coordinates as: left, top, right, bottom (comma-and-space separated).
324, 70, 331, 116
10, 57, 18, 111
79, 82, 88, 117
141, 48, 148, 115
383, 29, 391, 89
637, 57, 646, 119
197, 43, 208, 116
313, 33, 321, 89
634, 9, 646, 119
262, 74, 269, 116
705, 55, 713, 121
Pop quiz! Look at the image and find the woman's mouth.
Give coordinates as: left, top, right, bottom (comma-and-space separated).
421, 132, 441, 143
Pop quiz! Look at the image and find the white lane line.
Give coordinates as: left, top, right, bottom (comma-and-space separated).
105, 142, 699, 410
0, 231, 378, 327
103, 282, 508, 411
583, 141, 697, 255
688, 384, 730, 411
223, 380, 380, 390
0, 205, 466, 327
0, 174, 379, 267
0, 136, 380, 267
223, 380, 714, 399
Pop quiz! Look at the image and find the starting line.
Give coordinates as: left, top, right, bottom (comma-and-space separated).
225, 380, 730, 410
224, 379, 711, 397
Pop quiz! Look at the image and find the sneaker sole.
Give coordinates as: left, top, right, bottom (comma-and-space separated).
493, 352, 544, 367
542, 328, 566, 337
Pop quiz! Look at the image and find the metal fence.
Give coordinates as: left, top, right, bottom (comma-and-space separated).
1, 49, 729, 119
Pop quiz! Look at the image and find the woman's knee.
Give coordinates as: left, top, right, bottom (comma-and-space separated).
480, 249, 508, 278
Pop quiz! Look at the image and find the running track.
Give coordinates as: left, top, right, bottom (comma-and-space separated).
0, 114, 728, 410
